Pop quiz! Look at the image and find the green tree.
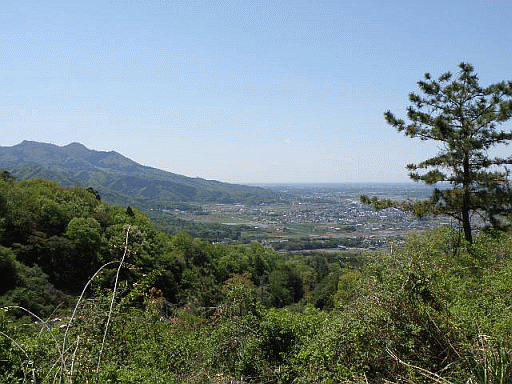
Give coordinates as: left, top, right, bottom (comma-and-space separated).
64, 217, 103, 288
0, 170, 15, 182
0, 247, 17, 294
366, 63, 512, 243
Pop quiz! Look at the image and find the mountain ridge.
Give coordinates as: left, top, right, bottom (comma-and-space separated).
0, 141, 281, 207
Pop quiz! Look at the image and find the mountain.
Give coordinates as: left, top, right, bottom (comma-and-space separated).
0, 141, 282, 207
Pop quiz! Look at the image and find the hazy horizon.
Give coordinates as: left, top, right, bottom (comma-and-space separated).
2, 1, 512, 184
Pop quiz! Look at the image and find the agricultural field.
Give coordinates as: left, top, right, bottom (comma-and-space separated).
169, 183, 447, 251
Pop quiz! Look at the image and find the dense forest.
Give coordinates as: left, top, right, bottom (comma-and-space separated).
1, 174, 512, 383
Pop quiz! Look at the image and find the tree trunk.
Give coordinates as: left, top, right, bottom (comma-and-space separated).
462, 198, 472, 243
462, 155, 473, 244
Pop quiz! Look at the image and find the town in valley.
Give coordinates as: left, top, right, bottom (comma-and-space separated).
168, 183, 449, 252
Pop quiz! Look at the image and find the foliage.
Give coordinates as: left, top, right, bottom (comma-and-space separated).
0, 247, 17, 294
271, 235, 381, 251
2, 175, 512, 382
364, 63, 512, 243
466, 335, 512, 384
145, 208, 245, 242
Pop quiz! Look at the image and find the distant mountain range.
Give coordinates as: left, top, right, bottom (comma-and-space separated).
0, 141, 281, 208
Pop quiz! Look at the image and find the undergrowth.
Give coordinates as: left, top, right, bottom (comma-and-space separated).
1, 226, 512, 383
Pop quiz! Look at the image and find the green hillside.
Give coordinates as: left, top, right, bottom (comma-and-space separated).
0, 141, 282, 208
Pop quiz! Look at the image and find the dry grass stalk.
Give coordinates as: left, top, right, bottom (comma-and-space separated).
96, 224, 132, 378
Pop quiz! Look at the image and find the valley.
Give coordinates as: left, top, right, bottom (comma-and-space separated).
166, 183, 447, 251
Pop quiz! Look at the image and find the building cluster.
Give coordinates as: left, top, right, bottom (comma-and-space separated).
202, 190, 444, 236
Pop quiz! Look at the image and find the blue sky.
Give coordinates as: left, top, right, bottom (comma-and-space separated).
1, 0, 512, 183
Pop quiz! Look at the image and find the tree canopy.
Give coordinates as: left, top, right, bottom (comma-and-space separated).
364, 63, 512, 243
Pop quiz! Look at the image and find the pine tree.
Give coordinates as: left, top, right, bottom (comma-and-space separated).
365, 63, 512, 243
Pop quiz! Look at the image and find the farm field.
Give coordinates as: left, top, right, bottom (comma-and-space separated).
170, 183, 447, 251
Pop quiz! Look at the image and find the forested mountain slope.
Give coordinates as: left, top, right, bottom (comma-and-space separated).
0, 176, 306, 315
0, 141, 281, 207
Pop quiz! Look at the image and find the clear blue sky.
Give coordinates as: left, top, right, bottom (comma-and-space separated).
1, 0, 512, 184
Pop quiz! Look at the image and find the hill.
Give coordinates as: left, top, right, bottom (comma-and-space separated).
0, 141, 282, 208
